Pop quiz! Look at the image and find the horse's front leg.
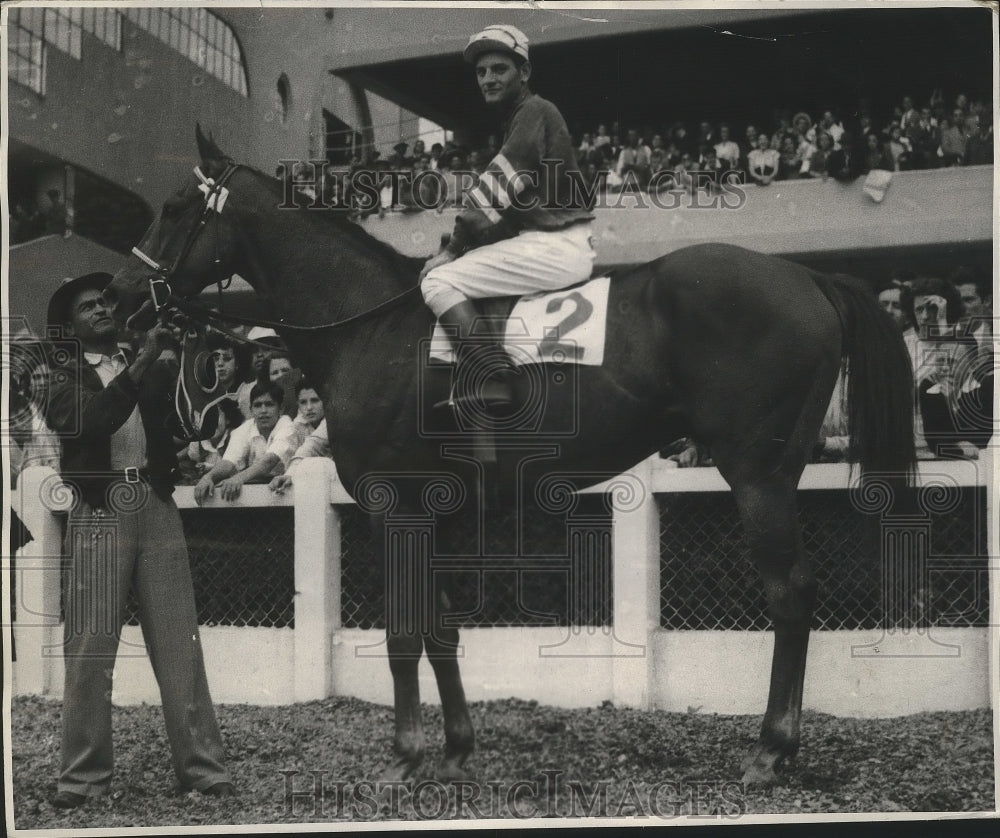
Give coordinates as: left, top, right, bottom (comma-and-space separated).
424, 572, 475, 782
379, 512, 426, 782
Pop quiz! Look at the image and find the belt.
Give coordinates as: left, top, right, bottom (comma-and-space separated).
120, 467, 151, 483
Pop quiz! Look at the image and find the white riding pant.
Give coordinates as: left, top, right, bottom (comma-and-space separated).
422, 222, 596, 316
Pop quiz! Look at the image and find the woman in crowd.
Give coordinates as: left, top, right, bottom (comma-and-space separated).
862, 133, 894, 173
747, 132, 780, 186
804, 131, 834, 179
777, 136, 801, 181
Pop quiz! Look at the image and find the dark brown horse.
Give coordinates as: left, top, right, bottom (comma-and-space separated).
105, 129, 916, 786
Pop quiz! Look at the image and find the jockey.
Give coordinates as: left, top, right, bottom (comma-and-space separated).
419, 24, 596, 411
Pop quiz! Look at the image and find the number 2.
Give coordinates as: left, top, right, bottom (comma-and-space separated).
538, 291, 594, 361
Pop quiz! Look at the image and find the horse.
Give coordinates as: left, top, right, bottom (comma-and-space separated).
104, 127, 916, 786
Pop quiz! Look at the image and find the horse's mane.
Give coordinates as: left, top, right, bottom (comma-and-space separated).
242, 162, 426, 282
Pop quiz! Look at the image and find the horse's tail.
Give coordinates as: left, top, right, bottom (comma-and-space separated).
811, 272, 917, 482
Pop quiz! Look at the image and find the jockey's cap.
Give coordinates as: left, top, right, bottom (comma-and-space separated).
464, 24, 529, 64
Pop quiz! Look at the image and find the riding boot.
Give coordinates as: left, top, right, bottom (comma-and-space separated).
437, 299, 514, 411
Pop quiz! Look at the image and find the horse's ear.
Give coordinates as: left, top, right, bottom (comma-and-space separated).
195, 123, 228, 169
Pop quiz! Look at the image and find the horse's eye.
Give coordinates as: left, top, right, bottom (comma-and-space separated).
162, 199, 183, 219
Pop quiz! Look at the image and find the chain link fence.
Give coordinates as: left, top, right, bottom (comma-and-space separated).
118, 483, 986, 632
125, 507, 295, 628
659, 487, 988, 630
340, 495, 614, 629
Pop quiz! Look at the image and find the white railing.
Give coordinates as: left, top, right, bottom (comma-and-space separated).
9, 453, 995, 715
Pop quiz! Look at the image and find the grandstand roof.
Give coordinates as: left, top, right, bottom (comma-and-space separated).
326, 7, 993, 140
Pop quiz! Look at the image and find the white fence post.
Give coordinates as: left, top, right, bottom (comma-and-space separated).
12, 466, 68, 695
610, 458, 661, 708
292, 458, 340, 701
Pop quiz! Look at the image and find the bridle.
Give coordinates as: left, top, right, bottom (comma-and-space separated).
131, 162, 240, 321
128, 161, 421, 441
129, 162, 420, 344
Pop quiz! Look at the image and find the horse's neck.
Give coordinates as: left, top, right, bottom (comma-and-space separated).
233, 194, 415, 329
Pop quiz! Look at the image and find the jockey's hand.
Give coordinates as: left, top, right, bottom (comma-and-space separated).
193, 476, 214, 505
217, 476, 244, 501
419, 249, 457, 282
269, 474, 293, 494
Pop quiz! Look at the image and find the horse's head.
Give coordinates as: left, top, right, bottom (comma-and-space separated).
105, 125, 242, 330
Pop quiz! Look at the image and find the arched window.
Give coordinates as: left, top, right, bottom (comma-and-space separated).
123, 8, 249, 96
277, 73, 291, 124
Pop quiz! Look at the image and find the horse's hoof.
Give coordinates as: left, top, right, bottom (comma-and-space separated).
381, 755, 423, 784
740, 746, 785, 787
436, 759, 473, 783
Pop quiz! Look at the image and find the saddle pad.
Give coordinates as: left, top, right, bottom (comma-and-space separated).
430, 276, 611, 367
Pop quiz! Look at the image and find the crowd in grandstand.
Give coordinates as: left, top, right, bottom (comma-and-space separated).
302, 89, 993, 215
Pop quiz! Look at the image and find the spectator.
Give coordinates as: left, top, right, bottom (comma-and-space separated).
44, 189, 68, 235
713, 124, 741, 171
593, 123, 611, 150
906, 276, 980, 458
791, 112, 813, 146
804, 131, 835, 179
8, 343, 60, 482
808, 111, 845, 149
696, 120, 715, 148
747, 133, 780, 186
671, 122, 694, 157
813, 365, 850, 462
899, 95, 919, 131
938, 116, 966, 166
878, 282, 912, 331
194, 381, 299, 503
648, 134, 669, 177
673, 152, 697, 194
268, 417, 338, 493
826, 131, 864, 182
578, 132, 594, 156
205, 332, 254, 417
247, 326, 283, 384
467, 150, 485, 175
412, 139, 426, 158
616, 129, 652, 189
291, 379, 324, 449
388, 141, 411, 169
951, 267, 993, 352
267, 352, 294, 383
862, 133, 894, 173
886, 124, 913, 171
742, 124, 759, 163
776, 135, 801, 181
907, 107, 939, 169
429, 142, 444, 170
856, 113, 876, 144
964, 117, 993, 165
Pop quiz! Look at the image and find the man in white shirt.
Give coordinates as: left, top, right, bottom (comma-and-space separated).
193, 381, 297, 503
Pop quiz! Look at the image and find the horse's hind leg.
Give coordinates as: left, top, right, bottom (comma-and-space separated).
728, 473, 816, 785
712, 369, 834, 785
424, 574, 475, 782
